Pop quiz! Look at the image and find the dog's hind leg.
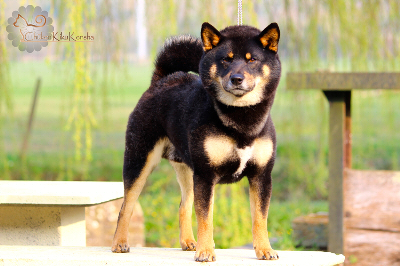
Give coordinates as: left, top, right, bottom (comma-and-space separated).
170, 161, 196, 251
112, 137, 167, 253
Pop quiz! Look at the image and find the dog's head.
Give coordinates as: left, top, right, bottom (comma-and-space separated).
199, 23, 281, 107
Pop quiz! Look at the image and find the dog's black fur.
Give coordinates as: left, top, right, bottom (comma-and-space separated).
112, 22, 281, 262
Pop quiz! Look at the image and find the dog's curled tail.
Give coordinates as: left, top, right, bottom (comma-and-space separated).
151, 35, 203, 84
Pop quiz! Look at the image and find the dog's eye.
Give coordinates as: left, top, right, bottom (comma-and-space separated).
222, 57, 233, 63
248, 58, 257, 63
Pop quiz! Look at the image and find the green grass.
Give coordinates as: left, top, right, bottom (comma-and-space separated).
1, 61, 399, 249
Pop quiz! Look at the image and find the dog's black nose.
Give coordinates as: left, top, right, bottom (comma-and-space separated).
230, 74, 244, 85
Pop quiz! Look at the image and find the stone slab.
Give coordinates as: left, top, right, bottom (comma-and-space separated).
0, 206, 85, 246
0, 246, 345, 266
0, 181, 123, 206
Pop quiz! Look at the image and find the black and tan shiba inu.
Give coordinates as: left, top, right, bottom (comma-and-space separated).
112, 22, 281, 262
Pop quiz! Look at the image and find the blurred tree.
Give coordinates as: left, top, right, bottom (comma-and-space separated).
64, 0, 96, 178
0, 0, 13, 178
136, 0, 148, 61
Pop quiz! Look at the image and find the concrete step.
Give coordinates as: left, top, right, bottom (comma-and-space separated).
0, 246, 344, 266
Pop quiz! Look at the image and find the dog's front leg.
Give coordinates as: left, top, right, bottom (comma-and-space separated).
193, 176, 216, 262
249, 172, 279, 260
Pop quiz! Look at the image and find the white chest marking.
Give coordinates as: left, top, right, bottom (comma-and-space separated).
235, 146, 254, 175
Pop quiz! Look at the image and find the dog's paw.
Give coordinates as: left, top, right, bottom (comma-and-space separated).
194, 248, 216, 262
181, 239, 197, 251
255, 248, 279, 260
111, 241, 130, 253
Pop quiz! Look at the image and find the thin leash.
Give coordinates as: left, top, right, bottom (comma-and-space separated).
237, 0, 242, 25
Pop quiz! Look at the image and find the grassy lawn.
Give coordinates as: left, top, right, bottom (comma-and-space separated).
1, 61, 399, 249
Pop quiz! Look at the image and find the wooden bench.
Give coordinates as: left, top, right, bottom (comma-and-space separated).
287, 72, 400, 265
0, 246, 345, 266
0, 181, 123, 246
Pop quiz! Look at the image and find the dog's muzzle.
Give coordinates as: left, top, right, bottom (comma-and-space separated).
224, 73, 253, 97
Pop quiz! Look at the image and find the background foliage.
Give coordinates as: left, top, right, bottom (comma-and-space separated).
1, 0, 399, 249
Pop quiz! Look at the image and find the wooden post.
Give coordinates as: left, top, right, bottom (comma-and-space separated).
286, 72, 400, 261
20, 78, 41, 160
323, 90, 351, 255
344, 93, 351, 168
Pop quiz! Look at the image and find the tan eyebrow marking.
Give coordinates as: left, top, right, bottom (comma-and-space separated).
246, 53, 251, 60
228, 51, 234, 58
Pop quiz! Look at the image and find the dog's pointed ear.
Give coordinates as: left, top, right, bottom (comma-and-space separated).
258, 23, 280, 52
201, 22, 221, 51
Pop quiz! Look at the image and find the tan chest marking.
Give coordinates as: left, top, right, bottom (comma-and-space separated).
252, 138, 274, 166
204, 135, 236, 166
204, 136, 274, 171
